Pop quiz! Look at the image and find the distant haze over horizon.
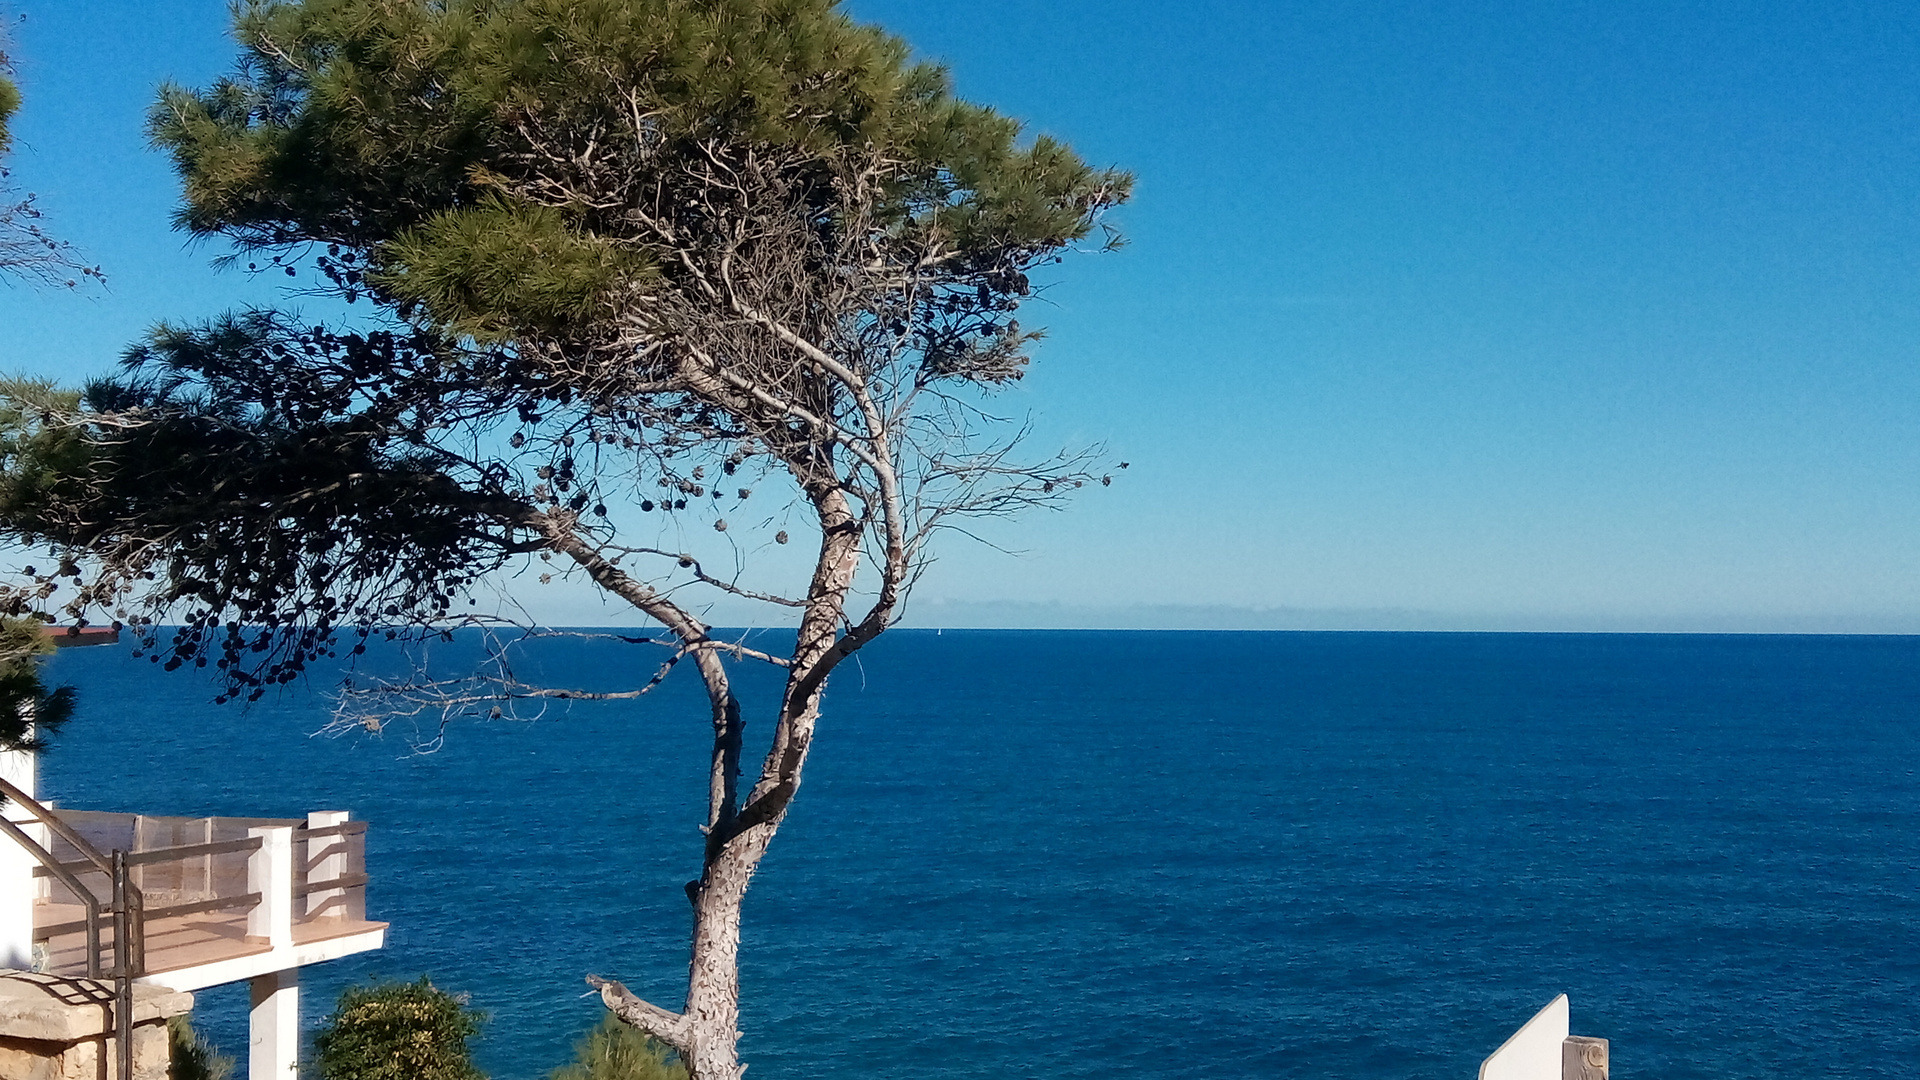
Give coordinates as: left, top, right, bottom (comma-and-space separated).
2, 0, 1915, 630
515, 597, 1920, 636
892, 602, 1920, 636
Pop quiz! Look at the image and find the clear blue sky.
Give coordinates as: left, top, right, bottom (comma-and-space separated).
1, 1, 1916, 631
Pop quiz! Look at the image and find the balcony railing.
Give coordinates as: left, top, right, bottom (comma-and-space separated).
0, 777, 381, 996
1, 733, 388, 1080
32, 810, 370, 945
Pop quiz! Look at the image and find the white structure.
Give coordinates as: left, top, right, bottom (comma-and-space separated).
1480, 995, 1569, 1080
0, 735, 39, 971
1480, 994, 1609, 1080
0, 741, 387, 1080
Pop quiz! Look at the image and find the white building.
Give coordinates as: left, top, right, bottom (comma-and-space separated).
0, 663, 386, 1079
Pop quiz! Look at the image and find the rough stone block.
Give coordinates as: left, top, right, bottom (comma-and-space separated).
0, 970, 192, 1079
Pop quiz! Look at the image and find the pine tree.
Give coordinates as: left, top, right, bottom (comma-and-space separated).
550, 1013, 688, 1080
1, 3, 1128, 1076
0, 378, 84, 755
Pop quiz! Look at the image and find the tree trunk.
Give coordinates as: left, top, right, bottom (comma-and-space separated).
680, 821, 774, 1080
596, 487, 866, 1080
596, 653, 836, 1078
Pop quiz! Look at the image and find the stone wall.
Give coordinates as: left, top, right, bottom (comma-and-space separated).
0, 970, 192, 1080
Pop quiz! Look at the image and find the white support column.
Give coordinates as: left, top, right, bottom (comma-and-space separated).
305, 811, 349, 920
249, 967, 299, 1080
0, 740, 36, 971
246, 826, 293, 948
247, 827, 298, 1080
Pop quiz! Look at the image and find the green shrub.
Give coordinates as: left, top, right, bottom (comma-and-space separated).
548, 1013, 687, 1080
167, 1015, 233, 1080
313, 979, 486, 1080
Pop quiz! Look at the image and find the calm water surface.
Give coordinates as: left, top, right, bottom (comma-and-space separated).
40, 631, 1920, 1078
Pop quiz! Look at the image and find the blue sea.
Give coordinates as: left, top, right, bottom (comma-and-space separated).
38, 631, 1920, 1078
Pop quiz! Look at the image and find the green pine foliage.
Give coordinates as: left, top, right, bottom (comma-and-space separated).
0, 378, 93, 529
0, 74, 18, 154
549, 1014, 689, 1080
0, 378, 78, 750
314, 979, 487, 1080
149, 0, 1129, 343
0, 30, 16, 152
383, 194, 651, 343
167, 1015, 236, 1080
0, 378, 90, 750
0, 615, 73, 752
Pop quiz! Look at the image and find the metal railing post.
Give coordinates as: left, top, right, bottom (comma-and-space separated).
84, 889, 100, 980
112, 850, 134, 1080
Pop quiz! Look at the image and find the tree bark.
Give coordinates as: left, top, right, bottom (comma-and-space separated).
680, 814, 775, 1079
592, 481, 868, 1080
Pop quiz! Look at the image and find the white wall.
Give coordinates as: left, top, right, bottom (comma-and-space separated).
0, 743, 38, 971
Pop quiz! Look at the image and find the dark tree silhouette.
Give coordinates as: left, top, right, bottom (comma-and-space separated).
0, 3, 1127, 1074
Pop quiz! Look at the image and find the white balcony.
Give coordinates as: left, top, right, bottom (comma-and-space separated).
29, 808, 387, 992
1, 752, 386, 1080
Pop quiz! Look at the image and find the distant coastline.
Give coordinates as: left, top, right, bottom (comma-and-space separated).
894, 601, 1920, 636
362, 595, 1920, 636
